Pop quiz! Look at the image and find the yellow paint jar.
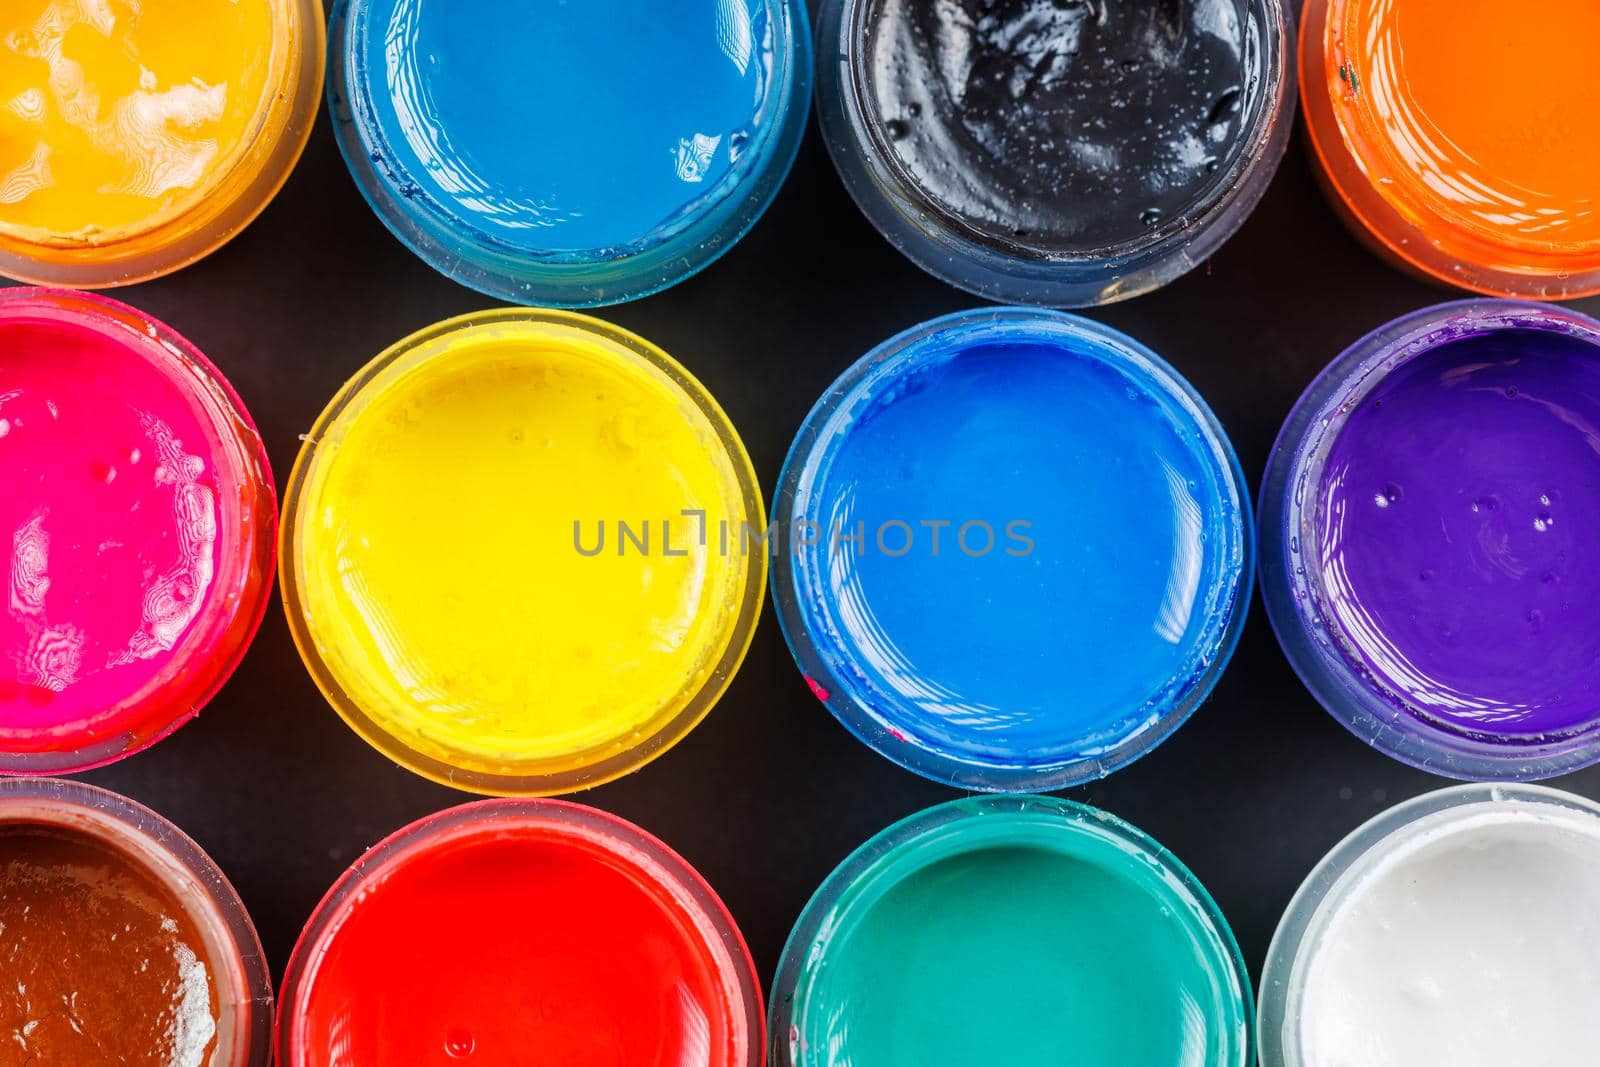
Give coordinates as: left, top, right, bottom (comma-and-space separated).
0, 0, 324, 287
281, 311, 766, 795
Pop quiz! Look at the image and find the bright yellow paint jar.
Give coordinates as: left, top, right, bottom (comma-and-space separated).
282, 311, 766, 796
0, 0, 323, 287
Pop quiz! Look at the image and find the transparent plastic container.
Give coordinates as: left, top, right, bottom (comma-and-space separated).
281, 309, 766, 795
1259, 783, 1600, 1067
771, 794, 1254, 1067
771, 308, 1254, 791
278, 799, 764, 1065
0, 777, 273, 1066
1299, 0, 1600, 300
814, 0, 1294, 306
1259, 300, 1600, 780
0, 0, 324, 288
0, 288, 277, 775
327, 0, 812, 307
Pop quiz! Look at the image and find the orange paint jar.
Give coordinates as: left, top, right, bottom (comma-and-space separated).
1300, 0, 1600, 299
0, 0, 324, 288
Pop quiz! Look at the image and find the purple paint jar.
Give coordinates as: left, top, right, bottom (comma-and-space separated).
1261, 301, 1600, 779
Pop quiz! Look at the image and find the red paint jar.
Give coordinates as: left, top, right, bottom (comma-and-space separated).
278, 799, 764, 1066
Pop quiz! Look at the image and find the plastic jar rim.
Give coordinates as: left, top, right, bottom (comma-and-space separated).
769, 794, 1254, 1067
814, 0, 1295, 305
770, 307, 1254, 792
276, 798, 764, 1066
0, 286, 278, 776
0, 776, 274, 1067
1258, 782, 1600, 1067
0, 0, 325, 288
279, 307, 767, 796
1259, 299, 1600, 780
325, 0, 813, 306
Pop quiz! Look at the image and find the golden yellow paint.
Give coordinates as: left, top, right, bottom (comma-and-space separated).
283, 312, 765, 795
0, 0, 323, 285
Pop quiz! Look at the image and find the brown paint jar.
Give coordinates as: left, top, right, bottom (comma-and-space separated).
0, 779, 271, 1065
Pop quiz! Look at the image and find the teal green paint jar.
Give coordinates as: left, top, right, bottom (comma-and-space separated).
770, 795, 1252, 1066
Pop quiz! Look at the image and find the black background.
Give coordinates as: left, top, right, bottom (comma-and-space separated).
56, 85, 1600, 997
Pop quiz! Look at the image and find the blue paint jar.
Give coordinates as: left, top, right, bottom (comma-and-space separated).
328, 0, 811, 306
772, 309, 1252, 790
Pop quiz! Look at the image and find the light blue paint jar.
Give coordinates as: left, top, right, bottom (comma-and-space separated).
328, 0, 812, 306
771, 309, 1253, 791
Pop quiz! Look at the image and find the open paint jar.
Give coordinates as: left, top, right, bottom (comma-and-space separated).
1300, 0, 1600, 299
0, 0, 324, 288
773, 309, 1252, 790
1261, 301, 1600, 779
815, 0, 1294, 306
279, 799, 763, 1065
0, 288, 277, 774
772, 795, 1253, 1066
328, 0, 812, 306
282, 310, 764, 795
1261, 784, 1600, 1067
0, 777, 272, 1065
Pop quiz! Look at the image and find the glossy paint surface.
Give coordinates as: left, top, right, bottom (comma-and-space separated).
784, 312, 1248, 782
1332, 0, 1600, 257
0, 824, 221, 1066
288, 315, 758, 789
1298, 802, 1600, 1067
0, 294, 272, 766
289, 813, 755, 1066
352, 0, 781, 253
1315, 327, 1600, 737
0, 0, 280, 242
784, 802, 1250, 1066
863, 0, 1259, 252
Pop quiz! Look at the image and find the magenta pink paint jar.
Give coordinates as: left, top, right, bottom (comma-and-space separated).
0, 288, 276, 774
